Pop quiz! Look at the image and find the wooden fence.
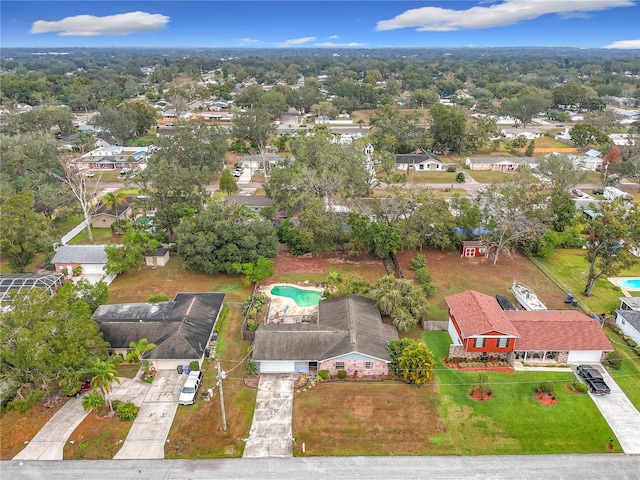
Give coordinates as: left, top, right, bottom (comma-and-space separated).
422, 320, 448, 331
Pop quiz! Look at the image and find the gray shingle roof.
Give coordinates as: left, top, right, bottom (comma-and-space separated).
51, 245, 108, 264
395, 149, 442, 165
252, 296, 398, 363
93, 293, 225, 360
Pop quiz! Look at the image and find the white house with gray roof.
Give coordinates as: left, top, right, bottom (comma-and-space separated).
51, 245, 115, 285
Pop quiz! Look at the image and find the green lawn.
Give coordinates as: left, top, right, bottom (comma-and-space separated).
532, 249, 640, 315
406, 171, 458, 184
423, 331, 619, 454
603, 327, 640, 411
68, 226, 119, 245
465, 170, 513, 184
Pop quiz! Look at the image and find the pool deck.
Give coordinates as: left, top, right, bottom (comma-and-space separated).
259, 283, 324, 324
608, 277, 640, 297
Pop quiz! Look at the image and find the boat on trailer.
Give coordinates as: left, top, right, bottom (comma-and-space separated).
511, 280, 547, 311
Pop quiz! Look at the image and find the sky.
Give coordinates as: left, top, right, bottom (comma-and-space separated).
2, 0, 640, 49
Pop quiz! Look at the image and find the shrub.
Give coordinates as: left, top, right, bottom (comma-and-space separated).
409, 253, 427, 271
189, 361, 200, 371
72, 265, 83, 276
538, 381, 555, 394
606, 350, 623, 370
572, 380, 589, 394
245, 360, 258, 377
337, 370, 347, 379
456, 172, 465, 183
627, 340, 637, 349
318, 369, 330, 380
475, 372, 491, 395
447, 164, 457, 172
147, 293, 169, 303
7, 389, 46, 413
116, 401, 139, 421
111, 399, 123, 411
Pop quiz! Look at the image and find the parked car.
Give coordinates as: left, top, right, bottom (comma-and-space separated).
592, 187, 604, 195
232, 168, 243, 177
178, 370, 203, 405
571, 188, 585, 198
82, 170, 95, 178
120, 168, 131, 176
68, 379, 92, 398
586, 377, 611, 395
576, 365, 603, 382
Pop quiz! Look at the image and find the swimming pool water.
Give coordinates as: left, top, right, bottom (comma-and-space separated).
270, 285, 322, 307
619, 278, 640, 290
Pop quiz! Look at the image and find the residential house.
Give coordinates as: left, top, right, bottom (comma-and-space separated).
619, 296, 640, 311
556, 150, 603, 171
446, 291, 613, 364
73, 146, 149, 171
615, 309, 640, 346
252, 296, 398, 376
465, 157, 538, 171
0, 273, 66, 303
51, 245, 116, 285
91, 195, 135, 228
395, 149, 444, 171
93, 293, 225, 370
500, 127, 542, 140
222, 195, 274, 214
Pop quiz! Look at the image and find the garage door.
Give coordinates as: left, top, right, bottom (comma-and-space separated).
567, 350, 602, 363
259, 361, 296, 373
82, 264, 106, 275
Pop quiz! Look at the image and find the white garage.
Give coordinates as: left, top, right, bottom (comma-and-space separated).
258, 361, 296, 374
567, 350, 603, 364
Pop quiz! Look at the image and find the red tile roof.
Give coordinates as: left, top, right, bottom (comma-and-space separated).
446, 291, 520, 338
509, 310, 613, 352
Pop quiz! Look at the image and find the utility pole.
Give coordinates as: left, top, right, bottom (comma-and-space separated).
216, 359, 227, 431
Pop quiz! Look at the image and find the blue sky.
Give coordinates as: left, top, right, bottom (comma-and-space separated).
2, 1, 640, 49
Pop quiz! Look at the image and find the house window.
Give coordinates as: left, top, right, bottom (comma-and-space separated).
497, 338, 509, 348
364, 362, 373, 370
335, 361, 345, 370
479, 248, 486, 254
474, 338, 485, 348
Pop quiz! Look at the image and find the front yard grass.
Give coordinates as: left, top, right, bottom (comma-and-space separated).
406, 171, 458, 184
64, 412, 134, 460
165, 307, 257, 458
603, 327, 640, 411
464, 170, 513, 184
423, 332, 619, 454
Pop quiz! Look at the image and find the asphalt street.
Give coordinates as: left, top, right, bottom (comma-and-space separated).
4, 455, 640, 480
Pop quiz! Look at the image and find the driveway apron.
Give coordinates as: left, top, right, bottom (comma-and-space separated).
12, 377, 147, 461
587, 368, 640, 454
243, 374, 295, 458
113, 370, 183, 460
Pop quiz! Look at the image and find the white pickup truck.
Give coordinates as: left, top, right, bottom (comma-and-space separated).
178, 370, 203, 405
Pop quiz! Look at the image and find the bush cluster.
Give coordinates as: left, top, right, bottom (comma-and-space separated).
571, 381, 589, 394
317, 370, 330, 380
337, 370, 347, 380
189, 361, 200, 371
116, 400, 139, 421
538, 381, 555, 395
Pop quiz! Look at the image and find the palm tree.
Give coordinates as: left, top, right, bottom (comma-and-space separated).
90, 358, 121, 412
102, 191, 126, 225
81, 391, 105, 412
126, 338, 157, 363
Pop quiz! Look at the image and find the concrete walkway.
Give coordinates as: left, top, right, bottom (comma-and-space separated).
13, 377, 148, 461
588, 368, 640, 455
243, 374, 295, 458
113, 370, 183, 460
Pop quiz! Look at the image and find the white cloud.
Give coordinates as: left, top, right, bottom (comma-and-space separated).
376, 0, 634, 32
316, 42, 368, 48
603, 39, 640, 49
238, 38, 260, 45
31, 11, 169, 36
276, 36, 317, 47
328, 35, 339, 40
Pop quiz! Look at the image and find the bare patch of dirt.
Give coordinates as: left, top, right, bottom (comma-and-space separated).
470, 389, 493, 401
0, 398, 69, 459
534, 391, 558, 406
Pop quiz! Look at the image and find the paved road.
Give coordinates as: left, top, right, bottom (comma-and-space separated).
243, 374, 295, 458
114, 370, 183, 460
5, 455, 640, 479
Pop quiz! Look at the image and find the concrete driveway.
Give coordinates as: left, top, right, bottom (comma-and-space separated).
243, 374, 295, 458
13, 377, 149, 461
113, 370, 183, 460
584, 367, 640, 454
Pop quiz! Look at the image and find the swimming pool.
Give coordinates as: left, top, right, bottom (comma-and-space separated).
270, 285, 323, 307
618, 278, 640, 290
